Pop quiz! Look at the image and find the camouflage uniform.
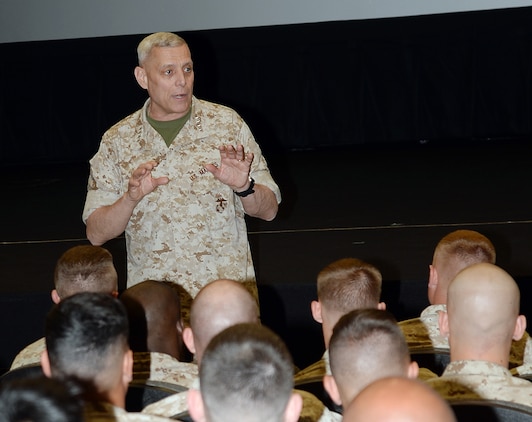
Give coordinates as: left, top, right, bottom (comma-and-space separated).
85, 401, 176, 421
294, 350, 331, 385
399, 304, 532, 368
426, 360, 532, 406
399, 304, 447, 350
141, 380, 197, 418
132, 352, 197, 388
142, 382, 342, 422
10, 337, 45, 370
83, 97, 281, 300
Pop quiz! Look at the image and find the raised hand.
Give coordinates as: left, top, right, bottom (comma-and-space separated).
205, 144, 254, 191
126, 160, 169, 202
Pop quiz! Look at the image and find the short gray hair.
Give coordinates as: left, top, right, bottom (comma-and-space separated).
137, 32, 187, 65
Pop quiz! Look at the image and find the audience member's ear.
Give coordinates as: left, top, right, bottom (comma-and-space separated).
407, 361, 419, 379
283, 391, 303, 422
183, 326, 196, 355
377, 302, 386, 311
428, 264, 438, 304
51, 289, 61, 304
122, 349, 133, 388
438, 310, 449, 338
187, 389, 207, 422
176, 318, 184, 337
311, 300, 323, 324
513, 315, 527, 341
322, 374, 342, 406
40, 350, 52, 377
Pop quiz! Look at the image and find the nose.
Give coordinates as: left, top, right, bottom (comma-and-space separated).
175, 69, 186, 87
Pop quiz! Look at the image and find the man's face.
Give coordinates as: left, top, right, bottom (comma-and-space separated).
136, 44, 194, 121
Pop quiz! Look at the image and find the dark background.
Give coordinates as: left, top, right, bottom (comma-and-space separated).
1, 7, 531, 372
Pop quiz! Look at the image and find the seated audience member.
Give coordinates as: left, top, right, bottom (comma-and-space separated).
295, 258, 385, 383
181, 279, 261, 366
40, 292, 173, 421
400, 230, 495, 347
142, 279, 338, 422
426, 263, 532, 405
0, 376, 84, 422
323, 309, 420, 412
187, 323, 303, 422
10, 244, 119, 369
343, 377, 456, 422
398, 230, 518, 356
120, 280, 197, 388
141, 279, 260, 418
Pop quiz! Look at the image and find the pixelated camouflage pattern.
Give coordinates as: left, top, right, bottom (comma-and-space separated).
426, 360, 532, 406
294, 350, 330, 385
83, 97, 281, 300
9, 337, 45, 370
85, 401, 176, 421
297, 389, 342, 422
132, 352, 197, 388
399, 304, 532, 368
141, 384, 194, 417
142, 385, 340, 422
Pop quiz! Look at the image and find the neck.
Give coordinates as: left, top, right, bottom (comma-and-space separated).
450, 341, 510, 368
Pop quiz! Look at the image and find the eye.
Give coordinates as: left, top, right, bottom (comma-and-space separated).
184, 65, 193, 73
164, 69, 173, 76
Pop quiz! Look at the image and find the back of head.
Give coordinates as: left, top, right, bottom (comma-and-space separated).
45, 292, 129, 393
431, 230, 495, 303
120, 280, 183, 358
0, 376, 84, 422
446, 263, 521, 361
189, 279, 260, 362
199, 323, 296, 422
343, 377, 456, 422
137, 32, 187, 65
328, 309, 412, 404
317, 258, 382, 314
54, 245, 118, 299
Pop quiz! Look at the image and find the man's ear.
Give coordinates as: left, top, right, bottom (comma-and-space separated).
429, 264, 438, 287
311, 300, 323, 324
322, 374, 342, 406
428, 264, 439, 305
283, 391, 303, 422
40, 349, 52, 377
183, 326, 196, 355
122, 349, 133, 387
176, 318, 184, 337
407, 360, 419, 379
51, 289, 61, 304
438, 310, 449, 338
377, 302, 386, 311
187, 389, 207, 422
134, 66, 148, 90
513, 315, 527, 341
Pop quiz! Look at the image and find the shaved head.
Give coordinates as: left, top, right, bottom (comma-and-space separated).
343, 377, 456, 422
188, 279, 260, 363
445, 263, 524, 362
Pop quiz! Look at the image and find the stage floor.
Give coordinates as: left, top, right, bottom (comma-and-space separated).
1, 139, 532, 370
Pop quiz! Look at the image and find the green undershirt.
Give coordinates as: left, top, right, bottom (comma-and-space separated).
147, 109, 192, 147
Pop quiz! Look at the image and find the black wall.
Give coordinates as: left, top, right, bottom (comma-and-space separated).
2, 7, 532, 166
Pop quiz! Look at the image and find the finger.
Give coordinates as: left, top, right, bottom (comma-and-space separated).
225, 145, 237, 159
